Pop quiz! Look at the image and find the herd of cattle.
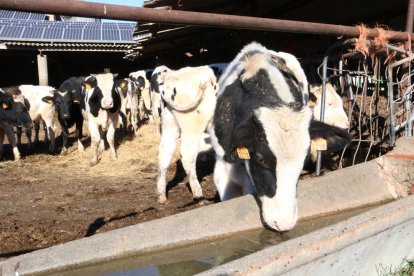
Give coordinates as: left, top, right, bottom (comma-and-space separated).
0, 42, 353, 231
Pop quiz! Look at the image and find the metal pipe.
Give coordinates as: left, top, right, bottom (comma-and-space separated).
405, 0, 414, 137
0, 0, 413, 42
315, 39, 355, 176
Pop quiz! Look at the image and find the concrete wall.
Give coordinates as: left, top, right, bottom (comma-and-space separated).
1, 138, 413, 276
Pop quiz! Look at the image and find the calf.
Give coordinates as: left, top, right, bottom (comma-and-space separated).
115, 77, 145, 133
211, 42, 352, 231
149, 65, 172, 133
42, 77, 85, 154
157, 65, 218, 203
0, 89, 32, 128
6, 85, 56, 153
81, 73, 120, 166
0, 88, 32, 160
129, 70, 152, 125
309, 83, 349, 129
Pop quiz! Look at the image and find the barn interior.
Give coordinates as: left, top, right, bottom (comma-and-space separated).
0, 0, 410, 87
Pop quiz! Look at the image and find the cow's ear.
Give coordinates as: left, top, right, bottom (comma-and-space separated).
24, 98, 31, 111
1, 101, 9, 109
225, 115, 257, 162
41, 96, 54, 105
308, 92, 317, 108
137, 76, 145, 91
309, 120, 353, 153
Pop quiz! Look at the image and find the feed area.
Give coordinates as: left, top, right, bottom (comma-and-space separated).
0, 121, 217, 260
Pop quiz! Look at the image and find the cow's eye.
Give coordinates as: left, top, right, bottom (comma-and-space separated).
256, 152, 269, 169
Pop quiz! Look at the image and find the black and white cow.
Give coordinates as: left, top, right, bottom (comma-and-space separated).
81, 73, 120, 166
0, 89, 32, 128
115, 76, 145, 133
211, 42, 352, 231
149, 65, 172, 134
157, 65, 218, 203
130, 70, 152, 125
42, 77, 85, 154
6, 85, 56, 153
0, 88, 32, 160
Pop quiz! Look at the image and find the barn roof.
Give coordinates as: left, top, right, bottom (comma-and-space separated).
0, 9, 136, 53
129, 0, 408, 63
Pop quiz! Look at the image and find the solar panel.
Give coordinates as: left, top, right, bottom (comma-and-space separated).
0, 17, 134, 42
43, 27, 64, 39
22, 27, 44, 38
83, 29, 101, 40
1, 26, 24, 38
63, 28, 83, 40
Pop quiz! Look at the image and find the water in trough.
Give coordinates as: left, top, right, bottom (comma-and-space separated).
43, 206, 376, 276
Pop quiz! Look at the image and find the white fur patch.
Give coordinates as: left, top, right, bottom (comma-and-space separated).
255, 106, 312, 230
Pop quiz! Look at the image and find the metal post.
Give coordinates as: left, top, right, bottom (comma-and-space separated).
316, 39, 354, 176
405, 0, 414, 137
37, 53, 48, 86
0, 0, 413, 42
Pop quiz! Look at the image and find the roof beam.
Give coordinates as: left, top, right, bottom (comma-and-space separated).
0, 0, 413, 42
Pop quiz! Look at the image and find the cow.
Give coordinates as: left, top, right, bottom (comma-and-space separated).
157, 65, 218, 203
81, 73, 121, 166
210, 42, 352, 231
115, 77, 145, 133
0, 89, 32, 128
4, 85, 56, 153
41, 77, 85, 154
149, 65, 172, 134
309, 83, 349, 129
129, 70, 152, 126
0, 88, 32, 161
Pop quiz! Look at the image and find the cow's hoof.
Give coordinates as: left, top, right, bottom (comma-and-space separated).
61, 147, 68, 155
158, 195, 167, 204
90, 160, 98, 166
78, 142, 85, 152
111, 154, 118, 160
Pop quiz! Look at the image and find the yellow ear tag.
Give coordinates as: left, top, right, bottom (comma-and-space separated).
311, 138, 327, 151
84, 83, 92, 90
236, 147, 250, 160
2, 102, 8, 109
309, 100, 316, 108
120, 82, 126, 88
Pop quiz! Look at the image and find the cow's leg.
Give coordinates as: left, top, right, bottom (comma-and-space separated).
76, 119, 84, 152
98, 127, 105, 154
43, 121, 49, 144
214, 159, 244, 200
44, 120, 55, 153
89, 121, 101, 166
16, 127, 22, 147
0, 127, 5, 159
60, 120, 69, 155
33, 122, 40, 144
157, 109, 180, 203
106, 120, 118, 160
4, 125, 20, 161
180, 132, 203, 200
25, 126, 33, 152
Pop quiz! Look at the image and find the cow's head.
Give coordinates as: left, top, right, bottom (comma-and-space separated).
41, 89, 76, 121
0, 90, 32, 128
150, 66, 171, 94
84, 73, 118, 110
115, 79, 130, 99
309, 83, 349, 129
217, 43, 352, 231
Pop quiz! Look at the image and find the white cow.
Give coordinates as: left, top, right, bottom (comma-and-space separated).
309, 83, 349, 129
14, 85, 56, 153
157, 66, 218, 203
81, 73, 120, 166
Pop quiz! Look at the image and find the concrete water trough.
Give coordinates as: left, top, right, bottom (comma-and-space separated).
1, 137, 413, 275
